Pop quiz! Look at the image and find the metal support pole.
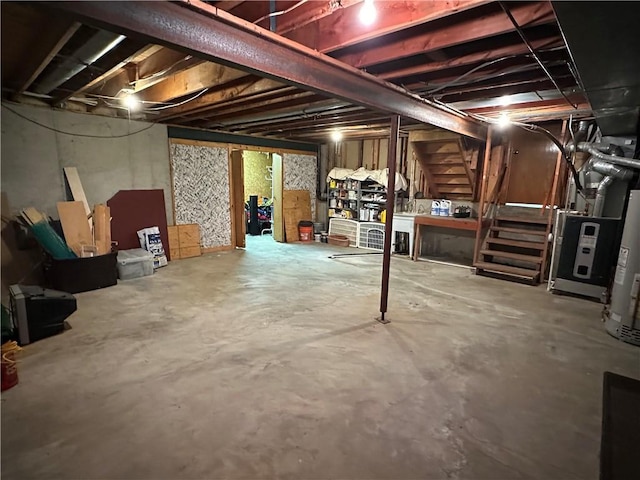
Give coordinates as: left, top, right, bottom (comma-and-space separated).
378, 115, 400, 324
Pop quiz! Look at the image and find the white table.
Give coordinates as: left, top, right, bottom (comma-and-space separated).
391, 213, 417, 255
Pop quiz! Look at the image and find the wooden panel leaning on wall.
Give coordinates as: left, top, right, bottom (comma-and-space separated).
282, 190, 312, 243
167, 224, 202, 260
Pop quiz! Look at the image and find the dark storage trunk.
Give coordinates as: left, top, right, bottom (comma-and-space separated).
44, 251, 118, 294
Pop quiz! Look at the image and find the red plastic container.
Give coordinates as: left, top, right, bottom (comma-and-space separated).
299, 225, 313, 242
1, 353, 19, 392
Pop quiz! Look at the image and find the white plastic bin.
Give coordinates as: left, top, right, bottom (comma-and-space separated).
117, 248, 154, 280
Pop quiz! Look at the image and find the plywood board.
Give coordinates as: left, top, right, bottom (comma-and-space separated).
93, 204, 111, 255
230, 150, 245, 248
283, 209, 301, 242
167, 226, 179, 250
57, 201, 92, 256
179, 245, 201, 259
283, 190, 312, 216
63, 167, 91, 217
178, 224, 200, 247
283, 189, 311, 243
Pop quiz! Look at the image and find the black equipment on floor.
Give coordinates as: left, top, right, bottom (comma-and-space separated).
600, 372, 640, 480
9, 285, 77, 345
248, 195, 261, 236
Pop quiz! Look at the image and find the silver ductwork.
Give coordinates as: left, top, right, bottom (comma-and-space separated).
575, 142, 640, 170
591, 160, 635, 180
592, 159, 635, 216
573, 120, 590, 144
34, 30, 126, 94
571, 142, 639, 216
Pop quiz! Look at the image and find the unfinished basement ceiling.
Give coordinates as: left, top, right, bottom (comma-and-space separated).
1, 1, 602, 142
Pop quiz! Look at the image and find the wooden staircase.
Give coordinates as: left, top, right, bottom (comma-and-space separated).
412, 139, 475, 199
475, 214, 551, 285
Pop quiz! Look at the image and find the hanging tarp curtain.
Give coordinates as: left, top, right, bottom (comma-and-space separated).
326, 167, 408, 192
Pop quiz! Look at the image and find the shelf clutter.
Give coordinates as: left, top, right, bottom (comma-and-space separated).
326, 167, 407, 222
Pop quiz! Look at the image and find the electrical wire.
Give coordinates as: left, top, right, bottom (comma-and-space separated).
253, 0, 308, 24
143, 88, 210, 111
423, 55, 521, 96
1, 103, 157, 138
498, 1, 577, 109
421, 46, 567, 97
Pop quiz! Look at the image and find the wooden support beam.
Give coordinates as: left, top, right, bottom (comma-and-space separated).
276, 0, 362, 34
17, 22, 80, 94
159, 79, 293, 121
139, 61, 248, 102
83, 48, 200, 99
336, 2, 554, 69
182, 91, 321, 123
284, 0, 492, 53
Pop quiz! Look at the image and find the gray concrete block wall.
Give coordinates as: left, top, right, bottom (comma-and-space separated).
1, 103, 173, 223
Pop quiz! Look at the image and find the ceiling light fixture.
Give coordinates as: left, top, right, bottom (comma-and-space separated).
121, 93, 141, 111
497, 112, 511, 128
359, 0, 377, 26
331, 130, 343, 142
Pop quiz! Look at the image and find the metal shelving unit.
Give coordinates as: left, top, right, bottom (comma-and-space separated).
327, 179, 387, 222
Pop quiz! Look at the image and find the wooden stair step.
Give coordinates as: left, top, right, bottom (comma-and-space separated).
429, 166, 467, 175
490, 226, 547, 236
438, 186, 473, 194
486, 237, 546, 250
480, 249, 543, 264
434, 179, 472, 185
426, 159, 466, 165
496, 215, 549, 225
474, 261, 540, 280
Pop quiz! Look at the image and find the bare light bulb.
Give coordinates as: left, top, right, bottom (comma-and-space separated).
497, 112, 511, 128
331, 130, 343, 142
122, 93, 141, 111
359, 0, 377, 26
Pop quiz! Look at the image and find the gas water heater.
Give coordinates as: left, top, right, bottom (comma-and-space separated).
605, 190, 640, 345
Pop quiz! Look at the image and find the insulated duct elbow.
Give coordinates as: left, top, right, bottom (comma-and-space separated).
593, 175, 614, 217
591, 160, 635, 181
34, 31, 126, 95
576, 142, 640, 170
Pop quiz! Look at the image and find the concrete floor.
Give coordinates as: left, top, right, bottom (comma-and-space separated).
2, 236, 639, 479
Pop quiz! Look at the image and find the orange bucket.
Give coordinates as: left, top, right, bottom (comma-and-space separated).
298, 221, 314, 242
299, 226, 313, 242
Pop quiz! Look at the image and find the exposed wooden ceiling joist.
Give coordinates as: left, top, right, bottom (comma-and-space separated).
139, 62, 249, 103
284, 0, 492, 53
84, 47, 199, 98
333, 1, 554, 69
51, 0, 487, 139
378, 35, 563, 81
158, 78, 292, 121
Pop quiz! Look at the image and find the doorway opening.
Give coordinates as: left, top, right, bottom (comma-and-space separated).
230, 149, 283, 249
